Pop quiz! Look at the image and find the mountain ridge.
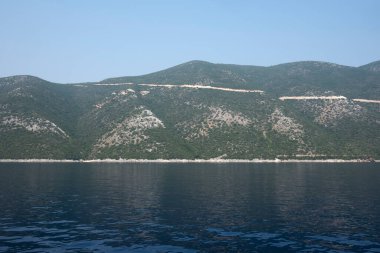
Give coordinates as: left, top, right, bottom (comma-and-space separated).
1, 59, 379, 85
1, 60, 379, 160
101, 59, 376, 84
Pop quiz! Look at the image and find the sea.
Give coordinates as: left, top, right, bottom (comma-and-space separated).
0, 162, 379, 252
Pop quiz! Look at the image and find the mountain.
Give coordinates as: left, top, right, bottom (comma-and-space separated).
1, 60, 379, 160
103, 60, 264, 87
104, 60, 380, 99
359, 60, 380, 72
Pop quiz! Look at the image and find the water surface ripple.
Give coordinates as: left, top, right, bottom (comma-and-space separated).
0, 162, 379, 252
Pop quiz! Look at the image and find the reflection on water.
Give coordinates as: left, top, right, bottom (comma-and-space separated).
0, 162, 379, 252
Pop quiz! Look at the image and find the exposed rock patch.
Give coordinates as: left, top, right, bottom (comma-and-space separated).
300, 99, 364, 126
140, 90, 150, 96
177, 106, 252, 139
94, 107, 165, 149
94, 89, 137, 109
270, 109, 304, 144
0, 115, 68, 138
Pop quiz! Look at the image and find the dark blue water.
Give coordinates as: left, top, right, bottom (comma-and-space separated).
0, 162, 379, 252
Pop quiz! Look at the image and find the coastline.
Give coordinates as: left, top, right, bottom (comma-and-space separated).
0, 159, 378, 163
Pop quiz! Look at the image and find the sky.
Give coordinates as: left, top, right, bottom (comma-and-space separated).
0, 0, 379, 83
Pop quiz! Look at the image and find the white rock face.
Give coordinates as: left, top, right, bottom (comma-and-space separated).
112, 89, 136, 96
270, 109, 304, 143
208, 107, 252, 126
177, 106, 252, 139
315, 100, 362, 125
297, 99, 364, 126
94, 89, 137, 109
0, 115, 68, 138
278, 92, 366, 127
140, 90, 150, 96
95, 108, 165, 148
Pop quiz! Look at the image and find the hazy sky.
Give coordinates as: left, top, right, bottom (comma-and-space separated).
1, 0, 379, 83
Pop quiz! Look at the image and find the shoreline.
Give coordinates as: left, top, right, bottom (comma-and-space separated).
0, 159, 378, 163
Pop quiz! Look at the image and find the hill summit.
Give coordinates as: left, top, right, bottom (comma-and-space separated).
1, 60, 379, 160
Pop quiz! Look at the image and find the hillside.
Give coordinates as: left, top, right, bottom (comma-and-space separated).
1, 60, 379, 160
103, 60, 380, 99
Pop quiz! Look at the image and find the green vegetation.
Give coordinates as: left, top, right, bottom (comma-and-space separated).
0, 60, 379, 159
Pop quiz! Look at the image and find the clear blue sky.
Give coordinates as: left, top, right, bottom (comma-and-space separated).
1, 0, 379, 83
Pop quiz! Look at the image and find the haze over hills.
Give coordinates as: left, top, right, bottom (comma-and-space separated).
0, 60, 379, 160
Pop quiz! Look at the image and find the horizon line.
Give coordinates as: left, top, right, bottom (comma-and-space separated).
1, 58, 379, 84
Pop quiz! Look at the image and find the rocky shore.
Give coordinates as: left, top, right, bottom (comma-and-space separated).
0, 159, 378, 163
